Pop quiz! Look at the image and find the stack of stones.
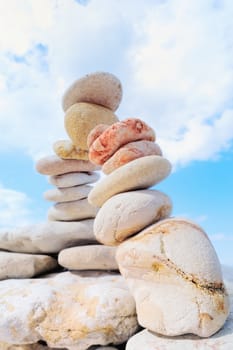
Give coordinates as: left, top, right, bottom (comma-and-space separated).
0, 71, 232, 350
0, 73, 139, 350
87, 116, 231, 345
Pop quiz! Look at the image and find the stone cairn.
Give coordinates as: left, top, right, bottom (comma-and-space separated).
0, 72, 232, 350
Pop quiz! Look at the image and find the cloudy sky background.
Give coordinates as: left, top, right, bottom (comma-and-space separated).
0, 0, 232, 264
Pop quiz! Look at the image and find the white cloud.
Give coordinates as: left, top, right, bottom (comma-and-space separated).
0, 0, 233, 166
0, 184, 34, 229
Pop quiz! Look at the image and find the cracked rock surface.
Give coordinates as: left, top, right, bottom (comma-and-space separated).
126, 266, 233, 349
0, 271, 138, 350
116, 217, 230, 337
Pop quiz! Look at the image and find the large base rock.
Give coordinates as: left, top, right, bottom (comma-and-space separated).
0, 271, 137, 350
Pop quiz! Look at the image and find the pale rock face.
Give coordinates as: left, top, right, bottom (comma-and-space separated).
48, 199, 98, 221
0, 251, 57, 280
62, 72, 122, 112
58, 245, 118, 271
0, 220, 96, 253
35, 155, 98, 176
116, 218, 230, 337
88, 156, 172, 207
0, 271, 138, 349
94, 190, 172, 245
48, 172, 99, 188
44, 185, 92, 203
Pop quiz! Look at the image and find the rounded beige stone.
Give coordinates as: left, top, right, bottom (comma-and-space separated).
48, 171, 99, 188
94, 189, 172, 245
88, 155, 172, 207
58, 245, 118, 271
64, 102, 118, 150
116, 218, 230, 338
0, 251, 57, 280
48, 198, 98, 221
44, 184, 92, 202
53, 140, 89, 160
62, 71, 122, 112
36, 155, 98, 176
0, 220, 96, 254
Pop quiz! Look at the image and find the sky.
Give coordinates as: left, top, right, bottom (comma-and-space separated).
0, 0, 232, 265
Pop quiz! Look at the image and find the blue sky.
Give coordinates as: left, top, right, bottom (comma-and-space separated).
0, 0, 232, 265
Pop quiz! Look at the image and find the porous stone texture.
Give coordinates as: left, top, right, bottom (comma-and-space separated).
0, 251, 57, 280
48, 199, 98, 221
35, 155, 98, 176
62, 72, 122, 112
44, 185, 92, 203
48, 172, 99, 188
53, 140, 89, 160
88, 118, 155, 166
58, 245, 118, 271
0, 220, 96, 253
102, 140, 162, 174
88, 156, 172, 207
0, 271, 138, 349
116, 218, 230, 337
0, 342, 66, 349
64, 102, 118, 150
94, 190, 172, 245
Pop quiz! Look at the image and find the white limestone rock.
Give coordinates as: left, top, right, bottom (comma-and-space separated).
48, 199, 98, 221
116, 218, 230, 338
0, 220, 96, 254
0, 251, 57, 280
58, 245, 118, 271
49, 172, 99, 188
0, 271, 138, 349
94, 190, 172, 245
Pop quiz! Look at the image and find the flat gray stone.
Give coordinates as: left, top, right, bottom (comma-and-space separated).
88, 156, 172, 207
58, 245, 118, 271
0, 220, 96, 253
36, 155, 99, 176
48, 172, 99, 188
48, 199, 98, 221
0, 251, 57, 280
44, 185, 92, 202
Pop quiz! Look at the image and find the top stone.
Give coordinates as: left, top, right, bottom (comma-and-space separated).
35, 155, 99, 175
62, 72, 123, 112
